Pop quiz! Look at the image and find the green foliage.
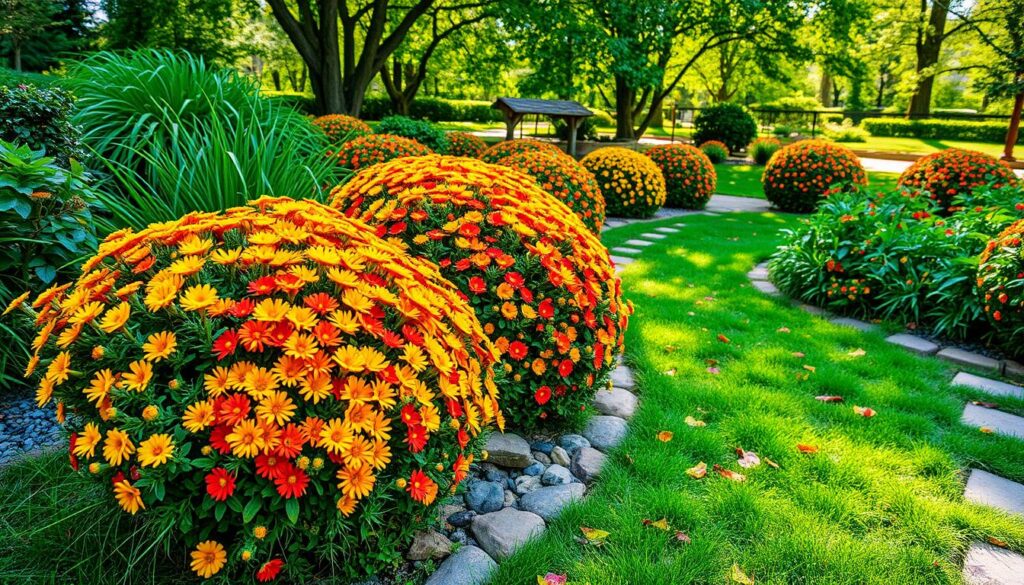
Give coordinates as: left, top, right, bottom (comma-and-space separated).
645, 144, 716, 209
374, 116, 450, 154
99, 0, 244, 63
748, 137, 782, 165
0, 83, 83, 167
823, 119, 869, 142
0, 0, 94, 72
360, 97, 502, 123
698, 141, 729, 164
552, 117, 599, 141
861, 118, 1023, 144
693, 104, 758, 153
898, 148, 1018, 213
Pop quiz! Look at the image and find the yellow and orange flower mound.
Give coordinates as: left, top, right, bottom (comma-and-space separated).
645, 144, 716, 210
447, 131, 488, 158
17, 197, 500, 581
977, 219, 1024, 345
335, 133, 433, 172
762, 139, 867, 213
898, 148, 1018, 213
330, 156, 630, 430
580, 147, 666, 219
480, 139, 570, 164
497, 151, 606, 234
312, 114, 372, 144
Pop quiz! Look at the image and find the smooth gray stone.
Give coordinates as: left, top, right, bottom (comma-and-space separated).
952, 372, 1024, 400
610, 366, 636, 389
611, 247, 643, 255
519, 483, 586, 521
558, 435, 590, 455
549, 446, 571, 466
610, 255, 635, 266
484, 432, 532, 468
962, 403, 1024, 439
963, 541, 1024, 585
407, 530, 452, 561
937, 348, 1001, 372
829, 317, 878, 332
884, 333, 939, 355
471, 508, 546, 560
583, 415, 628, 451
639, 232, 667, 239
593, 387, 638, 419
655, 227, 680, 233
752, 280, 779, 295
624, 239, 655, 247
964, 469, 1024, 516
424, 545, 496, 585
541, 464, 572, 486
570, 446, 607, 483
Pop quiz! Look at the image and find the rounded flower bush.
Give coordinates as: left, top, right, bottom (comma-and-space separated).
749, 137, 782, 165
580, 147, 666, 218
497, 151, 606, 233
330, 155, 630, 430
645, 143, 716, 209
312, 114, 372, 144
480, 139, 569, 164
447, 131, 487, 158
978, 219, 1024, 345
898, 148, 1018, 212
699, 140, 729, 164
335, 134, 433, 172
13, 196, 501, 581
762, 140, 867, 212
375, 115, 450, 154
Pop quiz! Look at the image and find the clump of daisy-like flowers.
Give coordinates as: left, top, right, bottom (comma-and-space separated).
5, 196, 502, 582
311, 114, 372, 144
331, 155, 630, 431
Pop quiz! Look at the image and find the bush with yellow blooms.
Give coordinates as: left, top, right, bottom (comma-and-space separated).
580, 147, 666, 218
480, 139, 570, 164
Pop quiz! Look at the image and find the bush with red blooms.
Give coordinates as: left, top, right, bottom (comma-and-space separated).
334, 134, 433, 172
580, 147, 667, 219
4, 197, 501, 582
330, 155, 630, 431
311, 114, 372, 144
898, 148, 1018, 213
645, 143, 716, 210
480, 139, 570, 164
497, 151, 606, 233
762, 139, 867, 212
978, 218, 1024, 346
447, 131, 488, 158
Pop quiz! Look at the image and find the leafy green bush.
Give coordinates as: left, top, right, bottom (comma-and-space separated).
861, 118, 1022, 144
0, 84, 83, 167
553, 117, 599, 141
823, 119, 869, 142
375, 115, 450, 153
699, 140, 729, 163
693, 103, 758, 153
749, 137, 782, 165
263, 91, 316, 115
762, 140, 867, 212
360, 97, 502, 122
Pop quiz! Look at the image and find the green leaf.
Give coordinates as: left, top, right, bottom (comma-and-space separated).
285, 498, 299, 524
243, 497, 260, 523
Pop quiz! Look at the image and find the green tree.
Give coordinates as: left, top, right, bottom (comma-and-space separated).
0, 0, 94, 72
0, 0, 59, 71
100, 0, 244, 63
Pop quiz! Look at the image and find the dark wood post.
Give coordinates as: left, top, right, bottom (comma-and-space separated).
1003, 89, 1023, 162
567, 117, 579, 158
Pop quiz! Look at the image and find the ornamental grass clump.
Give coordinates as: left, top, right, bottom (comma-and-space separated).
749, 137, 782, 165
5, 196, 501, 581
446, 131, 487, 158
699, 140, 729, 164
762, 140, 867, 213
331, 155, 630, 431
312, 114, 372, 144
480, 139, 569, 164
898, 148, 1017, 213
580, 147, 666, 218
497, 151, 606, 233
645, 143, 716, 210
334, 134, 433, 172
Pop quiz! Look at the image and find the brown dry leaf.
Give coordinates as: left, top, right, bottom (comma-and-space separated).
815, 395, 844, 403
980, 427, 994, 434
803, 365, 817, 373
685, 416, 706, 427
625, 453, 635, 465
657, 431, 674, 442
718, 334, 731, 344
764, 458, 780, 469
736, 448, 761, 469
579, 526, 610, 546
987, 536, 1008, 548
642, 518, 670, 531
853, 405, 876, 418
705, 358, 719, 366
792, 351, 806, 358
663, 344, 679, 354
674, 531, 691, 544
797, 443, 819, 454
847, 348, 866, 357
686, 461, 708, 479
730, 564, 755, 585
795, 372, 810, 382
971, 401, 999, 409
777, 327, 791, 334
713, 464, 746, 482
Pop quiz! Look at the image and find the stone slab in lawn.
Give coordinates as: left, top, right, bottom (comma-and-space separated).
604, 219, 627, 228
593, 387, 638, 419
798, 303, 829, 316
673, 222, 687, 227
609, 255, 635, 266
952, 372, 1024, 400
747, 266, 769, 280
471, 508, 546, 560
624, 239, 655, 247
519, 483, 585, 521
640, 233, 667, 240
582, 415, 628, 451
425, 545, 496, 585
751, 280, 779, 295
963, 541, 1024, 585
961, 403, 1024, 439
570, 447, 607, 483
484, 433, 532, 468
884, 333, 939, 355
610, 366, 636, 390
964, 469, 1024, 516
829, 317, 878, 333
937, 348, 1001, 373
611, 247, 643, 255
655, 227, 680, 233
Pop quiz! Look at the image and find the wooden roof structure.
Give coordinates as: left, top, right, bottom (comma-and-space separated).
492, 97, 594, 157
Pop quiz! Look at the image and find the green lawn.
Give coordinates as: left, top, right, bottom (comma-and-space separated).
850, 136, 1008, 158
714, 164, 901, 199
489, 213, 1024, 585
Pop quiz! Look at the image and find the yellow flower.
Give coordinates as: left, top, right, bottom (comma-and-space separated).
419, 404, 440, 432
252, 298, 291, 322
69, 301, 104, 325
143, 279, 180, 312
2, 290, 30, 315
35, 378, 54, 407
91, 346, 105, 359
285, 306, 318, 330
182, 400, 216, 432
332, 345, 366, 372
84, 369, 116, 405
227, 419, 266, 458
319, 418, 354, 455
73, 422, 102, 458
210, 248, 242, 265
339, 435, 375, 470
178, 235, 213, 256
141, 405, 159, 421
98, 302, 131, 333
190, 540, 227, 579
168, 255, 206, 276
283, 332, 319, 360
142, 331, 177, 362
113, 479, 145, 515
179, 284, 219, 312
119, 360, 153, 392
137, 433, 175, 467
253, 526, 268, 539
256, 391, 297, 426
45, 351, 72, 384
400, 344, 428, 372
336, 464, 375, 499
501, 302, 518, 319
242, 366, 279, 399
299, 372, 332, 404
103, 428, 135, 466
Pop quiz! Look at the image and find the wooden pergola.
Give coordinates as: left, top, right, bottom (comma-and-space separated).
492, 97, 594, 158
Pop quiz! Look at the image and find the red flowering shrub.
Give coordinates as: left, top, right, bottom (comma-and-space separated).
330, 155, 630, 431
898, 148, 1018, 213
480, 139, 569, 164
335, 134, 433, 172
6, 197, 500, 581
447, 131, 488, 158
497, 151, 606, 233
580, 147, 666, 218
312, 114, 372, 144
978, 219, 1024, 346
645, 143, 716, 209
762, 140, 867, 212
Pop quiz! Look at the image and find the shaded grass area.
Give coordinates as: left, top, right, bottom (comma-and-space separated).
490, 213, 1024, 585
714, 164, 901, 199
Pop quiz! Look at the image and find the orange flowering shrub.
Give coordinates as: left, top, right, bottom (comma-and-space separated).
762, 140, 867, 212
699, 140, 729, 164
480, 139, 569, 164
9, 197, 501, 581
447, 131, 488, 158
580, 147, 666, 218
977, 219, 1024, 345
335, 134, 433, 172
497, 151, 606, 233
898, 148, 1018, 213
330, 155, 630, 430
645, 144, 716, 210
311, 114, 372, 144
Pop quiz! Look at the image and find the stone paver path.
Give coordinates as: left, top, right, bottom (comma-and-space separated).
962, 404, 1024, 440
953, 373, 1024, 400
964, 469, 1024, 516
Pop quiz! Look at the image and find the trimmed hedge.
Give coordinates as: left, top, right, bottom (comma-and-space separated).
861, 118, 1020, 144
361, 97, 502, 123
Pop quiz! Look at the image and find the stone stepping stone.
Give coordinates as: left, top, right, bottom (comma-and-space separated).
624, 239, 655, 247
610, 255, 635, 266
655, 227, 680, 233
570, 446, 607, 483
747, 265, 769, 281
611, 247, 643, 255
952, 373, 1024, 400
604, 219, 627, 228
962, 403, 1024, 439
751, 280, 779, 295
828, 317, 878, 333
963, 541, 1024, 585
937, 348, 1001, 373
519, 483, 585, 521
798, 303, 829, 316
471, 508, 546, 560
593, 387, 638, 419
484, 433, 532, 468
639, 233, 667, 240
425, 545, 496, 585
673, 223, 687, 227
582, 415, 628, 451
700, 211, 721, 216
610, 365, 635, 390
964, 469, 1024, 516
884, 333, 939, 356
1005, 360, 1024, 379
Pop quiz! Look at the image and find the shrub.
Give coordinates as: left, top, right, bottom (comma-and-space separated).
580, 147, 667, 218
0, 84, 83, 167
897, 148, 1018, 213
748, 137, 782, 165
553, 117, 599, 141
334, 134, 433, 172
861, 118, 1023, 144
822, 118, 868, 142
6, 196, 500, 581
692, 103, 758, 153
645, 144, 716, 209
375, 116, 450, 154
447, 131, 487, 158
312, 114, 372, 144
762, 140, 867, 212
699, 140, 729, 163
480, 139, 568, 164
330, 156, 630, 430
359, 97, 502, 123
497, 151, 606, 233
978, 219, 1024, 346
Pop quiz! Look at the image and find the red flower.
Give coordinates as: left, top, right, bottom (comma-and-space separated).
508, 341, 528, 360
538, 298, 554, 319
459, 223, 480, 238
212, 329, 239, 360
273, 464, 309, 499
534, 385, 552, 405
505, 272, 525, 289
218, 393, 251, 426
406, 424, 428, 453
558, 359, 573, 377
247, 276, 277, 296
209, 424, 233, 454
457, 428, 469, 449
303, 292, 339, 315
274, 424, 305, 459
255, 454, 288, 479
257, 559, 285, 582
228, 298, 255, 318
239, 320, 272, 352
402, 324, 424, 346
468, 276, 487, 294
205, 468, 236, 501
406, 469, 438, 504
400, 404, 421, 426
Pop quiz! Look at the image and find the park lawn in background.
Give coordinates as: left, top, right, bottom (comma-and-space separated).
488, 212, 1024, 585
714, 164, 901, 199
853, 135, 1008, 158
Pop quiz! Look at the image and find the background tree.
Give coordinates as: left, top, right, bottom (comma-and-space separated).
0, 0, 59, 71
100, 0, 244, 63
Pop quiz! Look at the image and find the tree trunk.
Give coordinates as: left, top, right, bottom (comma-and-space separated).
13, 42, 21, 72
1003, 88, 1023, 161
907, 1, 948, 118
614, 75, 635, 140
272, 70, 282, 91
819, 72, 834, 107
875, 67, 887, 109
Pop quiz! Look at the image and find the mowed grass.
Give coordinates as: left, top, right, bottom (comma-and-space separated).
489, 213, 1024, 585
714, 164, 901, 199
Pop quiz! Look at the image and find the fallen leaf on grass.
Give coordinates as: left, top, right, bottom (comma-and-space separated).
777, 327, 791, 334
657, 431, 674, 442
792, 351, 806, 358
795, 372, 810, 382
730, 564, 755, 584
815, 395, 844, 403
764, 458, 780, 469
718, 334, 731, 344
663, 344, 679, 354
685, 416, 706, 427
674, 531, 691, 544
686, 461, 708, 479
713, 464, 746, 482
687, 311, 696, 316
847, 348, 866, 357
980, 427, 994, 434
705, 358, 718, 366
538, 574, 567, 585
642, 518, 670, 531
578, 526, 609, 546
971, 401, 999, 409
625, 453, 634, 465
803, 365, 817, 373
853, 405, 876, 418
987, 536, 1008, 548
797, 443, 819, 454
707, 367, 721, 375
664, 368, 677, 376
735, 448, 761, 469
